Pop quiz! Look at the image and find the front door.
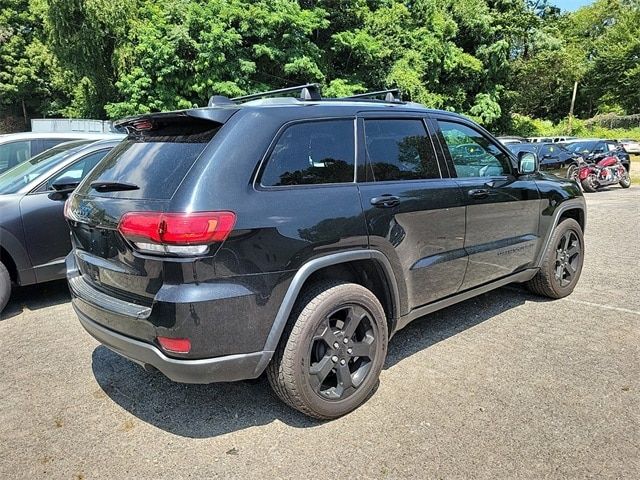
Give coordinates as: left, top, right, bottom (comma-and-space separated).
20, 149, 110, 281
433, 118, 541, 291
357, 115, 467, 312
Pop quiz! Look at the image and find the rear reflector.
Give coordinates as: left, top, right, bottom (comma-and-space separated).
157, 337, 191, 354
118, 211, 236, 254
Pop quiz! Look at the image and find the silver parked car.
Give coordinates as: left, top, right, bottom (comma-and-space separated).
0, 132, 122, 174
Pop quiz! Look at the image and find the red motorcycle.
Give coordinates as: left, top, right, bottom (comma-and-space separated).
577, 151, 631, 192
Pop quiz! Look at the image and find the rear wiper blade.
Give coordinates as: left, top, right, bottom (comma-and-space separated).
90, 181, 140, 192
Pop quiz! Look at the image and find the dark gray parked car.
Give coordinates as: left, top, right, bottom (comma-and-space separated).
0, 139, 121, 312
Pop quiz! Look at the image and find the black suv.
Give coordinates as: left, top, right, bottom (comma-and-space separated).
66, 85, 586, 419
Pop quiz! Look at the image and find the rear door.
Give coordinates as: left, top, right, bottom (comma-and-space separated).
357, 114, 467, 312
433, 117, 541, 291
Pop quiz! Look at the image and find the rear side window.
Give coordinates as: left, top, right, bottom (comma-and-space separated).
0, 140, 32, 173
363, 119, 440, 181
260, 119, 355, 187
81, 123, 219, 199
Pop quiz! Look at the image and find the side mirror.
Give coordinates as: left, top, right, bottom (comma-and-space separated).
51, 176, 81, 192
48, 176, 81, 201
518, 151, 538, 175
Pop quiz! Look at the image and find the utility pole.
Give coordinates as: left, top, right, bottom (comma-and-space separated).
568, 80, 578, 133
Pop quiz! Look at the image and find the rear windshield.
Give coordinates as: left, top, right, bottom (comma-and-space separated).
79, 122, 220, 200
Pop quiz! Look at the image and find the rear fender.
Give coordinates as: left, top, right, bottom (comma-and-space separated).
253, 249, 400, 375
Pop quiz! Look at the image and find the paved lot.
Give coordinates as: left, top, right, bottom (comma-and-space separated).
1, 187, 638, 479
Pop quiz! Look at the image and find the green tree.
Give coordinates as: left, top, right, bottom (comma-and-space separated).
37, 0, 134, 118
0, 0, 71, 125
105, 0, 328, 118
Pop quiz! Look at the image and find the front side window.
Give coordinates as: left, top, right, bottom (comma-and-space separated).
363, 119, 440, 182
539, 144, 558, 157
261, 119, 355, 187
46, 150, 110, 190
438, 121, 512, 178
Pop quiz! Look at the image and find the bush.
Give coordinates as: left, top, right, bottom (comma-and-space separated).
504, 113, 640, 140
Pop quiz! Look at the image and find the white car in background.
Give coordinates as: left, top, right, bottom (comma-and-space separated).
619, 139, 640, 154
0, 132, 123, 174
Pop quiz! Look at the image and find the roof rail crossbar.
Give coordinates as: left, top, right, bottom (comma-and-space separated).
232, 83, 322, 103
345, 89, 402, 102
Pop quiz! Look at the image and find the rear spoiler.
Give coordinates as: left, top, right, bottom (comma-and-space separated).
114, 107, 239, 134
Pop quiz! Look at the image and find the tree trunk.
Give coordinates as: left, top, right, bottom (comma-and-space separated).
568, 80, 578, 133
21, 99, 28, 131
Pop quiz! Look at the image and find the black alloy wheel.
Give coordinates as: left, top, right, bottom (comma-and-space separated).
526, 218, 584, 299
554, 230, 581, 287
307, 304, 378, 400
267, 281, 388, 419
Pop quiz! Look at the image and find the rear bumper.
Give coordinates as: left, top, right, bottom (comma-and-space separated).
75, 306, 272, 383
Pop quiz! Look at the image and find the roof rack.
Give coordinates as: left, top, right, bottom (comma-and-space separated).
206, 84, 404, 107
232, 83, 322, 103
345, 89, 402, 102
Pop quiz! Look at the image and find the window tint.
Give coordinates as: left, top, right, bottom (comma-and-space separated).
565, 141, 596, 154
438, 121, 511, 178
81, 123, 219, 199
261, 120, 355, 187
0, 140, 32, 173
363, 119, 439, 182
46, 150, 110, 190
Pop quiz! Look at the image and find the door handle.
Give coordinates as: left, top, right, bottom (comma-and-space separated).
370, 195, 400, 208
468, 188, 490, 199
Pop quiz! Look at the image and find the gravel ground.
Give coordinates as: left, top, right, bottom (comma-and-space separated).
1, 187, 638, 479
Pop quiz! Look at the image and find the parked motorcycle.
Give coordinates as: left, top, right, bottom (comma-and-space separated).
577, 150, 631, 192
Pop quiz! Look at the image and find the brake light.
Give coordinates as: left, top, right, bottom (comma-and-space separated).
118, 211, 236, 255
157, 336, 191, 354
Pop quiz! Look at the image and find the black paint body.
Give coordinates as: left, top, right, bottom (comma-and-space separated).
65, 101, 586, 376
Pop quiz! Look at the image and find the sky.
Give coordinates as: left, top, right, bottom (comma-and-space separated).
553, 0, 594, 11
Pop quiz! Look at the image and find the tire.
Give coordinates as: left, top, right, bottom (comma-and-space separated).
0, 261, 11, 314
581, 174, 598, 192
566, 164, 579, 182
619, 171, 631, 188
267, 280, 388, 420
527, 218, 584, 299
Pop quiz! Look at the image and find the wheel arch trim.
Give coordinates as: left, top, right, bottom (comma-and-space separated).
0, 226, 35, 285
254, 249, 400, 375
535, 198, 586, 268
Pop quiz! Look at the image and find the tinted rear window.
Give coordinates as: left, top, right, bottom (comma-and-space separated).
260, 119, 355, 187
80, 124, 219, 199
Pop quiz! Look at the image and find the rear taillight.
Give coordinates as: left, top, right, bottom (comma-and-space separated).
118, 211, 236, 255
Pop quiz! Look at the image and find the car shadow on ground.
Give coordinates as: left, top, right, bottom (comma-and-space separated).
0, 280, 70, 321
92, 284, 550, 438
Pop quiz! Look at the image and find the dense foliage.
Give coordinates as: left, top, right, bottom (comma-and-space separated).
0, 0, 638, 134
